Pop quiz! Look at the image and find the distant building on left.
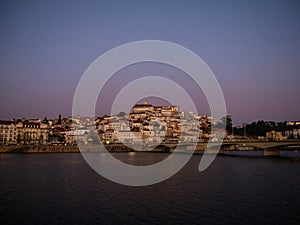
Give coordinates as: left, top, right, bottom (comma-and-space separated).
0, 119, 49, 145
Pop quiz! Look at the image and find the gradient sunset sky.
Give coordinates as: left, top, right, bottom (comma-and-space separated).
1, 0, 299, 125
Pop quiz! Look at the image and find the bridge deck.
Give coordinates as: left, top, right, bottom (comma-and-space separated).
161, 140, 300, 150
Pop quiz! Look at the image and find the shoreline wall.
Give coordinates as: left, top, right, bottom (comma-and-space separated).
0, 145, 131, 153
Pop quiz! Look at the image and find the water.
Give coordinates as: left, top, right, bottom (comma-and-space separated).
0, 153, 299, 225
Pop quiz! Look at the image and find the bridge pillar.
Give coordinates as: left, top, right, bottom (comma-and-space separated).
263, 149, 280, 157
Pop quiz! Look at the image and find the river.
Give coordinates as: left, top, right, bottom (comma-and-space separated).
0, 152, 299, 225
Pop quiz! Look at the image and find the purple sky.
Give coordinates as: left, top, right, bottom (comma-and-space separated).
0, 0, 299, 125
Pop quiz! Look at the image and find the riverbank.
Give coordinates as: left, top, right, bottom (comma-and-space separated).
0, 145, 133, 153
1, 144, 299, 157
0, 145, 79, 153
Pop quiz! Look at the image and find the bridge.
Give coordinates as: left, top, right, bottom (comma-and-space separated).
158, 140, 300, 156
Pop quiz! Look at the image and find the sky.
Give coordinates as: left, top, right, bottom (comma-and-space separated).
0, 0, 299, 125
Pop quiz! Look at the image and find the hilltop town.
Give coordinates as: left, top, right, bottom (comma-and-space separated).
0, 101, 299, 146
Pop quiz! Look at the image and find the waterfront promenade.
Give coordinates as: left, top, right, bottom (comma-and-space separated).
1, 140, 299, 155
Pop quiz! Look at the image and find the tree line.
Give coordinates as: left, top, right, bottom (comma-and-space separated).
234, 120, 299, 138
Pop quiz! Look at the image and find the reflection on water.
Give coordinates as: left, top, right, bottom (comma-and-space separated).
0, 153, 299, 225
113, 152, 170, 166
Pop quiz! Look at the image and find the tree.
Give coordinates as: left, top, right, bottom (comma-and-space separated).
118, 112, 126, 117
42, 117, 49, 125
220, 115, 232, 134
58, 114, 62, 125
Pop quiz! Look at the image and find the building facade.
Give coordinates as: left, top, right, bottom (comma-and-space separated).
0, 120, 49, 145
